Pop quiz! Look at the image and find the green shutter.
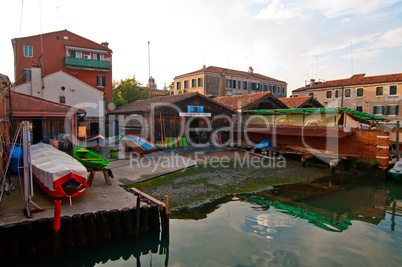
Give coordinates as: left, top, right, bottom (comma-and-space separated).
373, 106, 376, 114
382, 106, 385, 115
396, 105, 399, 115
390, 85, 397, 95
386, 106, 390, 115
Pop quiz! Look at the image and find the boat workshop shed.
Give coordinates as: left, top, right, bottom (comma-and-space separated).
241, 108, 390, 166
2, 88, 84, 149
110, 92, 238, 144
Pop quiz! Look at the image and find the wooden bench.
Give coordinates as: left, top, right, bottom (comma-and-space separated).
87, 168, 114, 186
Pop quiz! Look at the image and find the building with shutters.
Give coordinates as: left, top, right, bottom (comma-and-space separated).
11, 29, 113, 137
291, 73, 402, 122
173, 65, 287, 98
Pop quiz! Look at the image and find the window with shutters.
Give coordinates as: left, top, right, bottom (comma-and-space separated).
326, 90, 332, 99
97, 75, 106, 87
23, 45, 33, 57
373, 105, 384, 115
197, 78, 203, 87
387, 105, 399, 115
390, 85, 397, 95
356, 88, 364, 97
356, 106, 363, 112
376, 86, 383, 96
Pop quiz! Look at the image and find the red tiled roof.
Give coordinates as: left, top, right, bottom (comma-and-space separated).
293, 73, 402, 92
4, 89, 85, 116
279, 96, 323, 108
175, 66, 285, 83
213, 91, 287, 110
111, 92, 237, 114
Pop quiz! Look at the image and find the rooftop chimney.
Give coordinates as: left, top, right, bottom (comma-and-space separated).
202, 65, 206, 69
248, 66, 254, 74
101, 42, 109, 48
310, 79, 315, 86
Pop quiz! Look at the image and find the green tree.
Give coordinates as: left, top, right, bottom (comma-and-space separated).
112, 76, 153, 109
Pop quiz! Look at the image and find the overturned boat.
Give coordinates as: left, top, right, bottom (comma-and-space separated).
120, 134, 156, 155
30, 143, 87, 197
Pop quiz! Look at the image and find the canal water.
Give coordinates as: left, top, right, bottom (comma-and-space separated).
7, 177, 402, 267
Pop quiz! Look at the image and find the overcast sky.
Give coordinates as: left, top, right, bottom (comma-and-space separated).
1, 0, 401, 95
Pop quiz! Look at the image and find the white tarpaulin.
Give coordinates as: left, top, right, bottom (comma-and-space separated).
30, 143, 87, 197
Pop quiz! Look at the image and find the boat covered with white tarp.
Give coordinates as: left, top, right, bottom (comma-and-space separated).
30, 143, 87, 197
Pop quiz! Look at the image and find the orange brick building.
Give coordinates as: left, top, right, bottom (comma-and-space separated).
12, 30, 112, 113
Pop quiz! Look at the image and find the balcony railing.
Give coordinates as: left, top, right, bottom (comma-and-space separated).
64, 57, 111, 70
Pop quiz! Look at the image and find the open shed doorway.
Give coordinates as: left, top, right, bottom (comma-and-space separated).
189, 117, 199, 143
32, 119, 43, 144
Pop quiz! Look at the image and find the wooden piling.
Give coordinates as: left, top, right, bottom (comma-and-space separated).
72, 214, 87, 245
140, 205, 150, 233
109, 209, 122, 238
60, 215, 75, 247
17, 221, 35, 254
82, 212, 97, 243
96, 210, 111, 240
149, 203, 160, 232
120, 207, 134, 236
135, 197, 140, 236
33, 218, 51, 252
1, 223, 19, 256
0, 227, 4, 259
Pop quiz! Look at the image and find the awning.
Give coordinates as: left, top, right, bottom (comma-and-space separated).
65, 45, 108, 54
244, 108, 387, 122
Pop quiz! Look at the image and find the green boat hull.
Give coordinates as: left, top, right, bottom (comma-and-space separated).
73, 147, 109, 169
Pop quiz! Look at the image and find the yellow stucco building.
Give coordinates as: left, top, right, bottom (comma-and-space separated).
292, 73, 402, 121
173, 65, 287, 98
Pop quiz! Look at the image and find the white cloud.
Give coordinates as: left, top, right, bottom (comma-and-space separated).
254, 0, 296, 22
374, 27, 402, 49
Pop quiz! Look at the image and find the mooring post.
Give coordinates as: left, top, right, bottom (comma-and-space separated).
95, 210, 111, 240
121, 207, 134, 236
136, 196, 141, 238
82, 212, 97, 243
17, 221, 35, 254
72, 214, 87, 245
60, 216, 74, 247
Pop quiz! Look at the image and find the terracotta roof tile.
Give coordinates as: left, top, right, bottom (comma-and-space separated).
175, 66, 286, 83
213, 91, 287, 110
279, 96, 315, 108
293, 73, 402, 92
